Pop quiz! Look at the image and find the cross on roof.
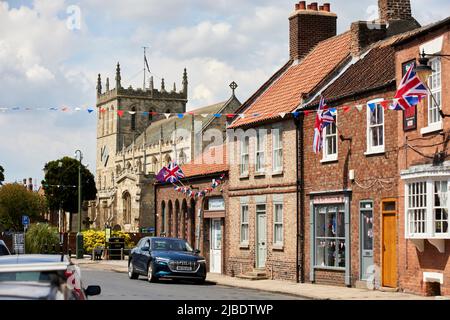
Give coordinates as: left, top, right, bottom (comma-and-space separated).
229, 81, 238, 95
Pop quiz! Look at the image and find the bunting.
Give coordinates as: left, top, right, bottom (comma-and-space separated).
173, 173, 226, 199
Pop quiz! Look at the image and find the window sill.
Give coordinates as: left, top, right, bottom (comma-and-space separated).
239, 174, 249, 180
239, 244, 249, 249
364, 149, 385, 157
320, 157, 338, 164
313, 266, 346, 271
420, 122, 443, 135
272, 245, 284, 251
254, 172, 266, 177
271, 170, 283, 177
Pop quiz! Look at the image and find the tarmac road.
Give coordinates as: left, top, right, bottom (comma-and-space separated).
80, 267, 303, 300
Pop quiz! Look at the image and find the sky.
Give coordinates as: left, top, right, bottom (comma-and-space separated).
0, 0, 449, 186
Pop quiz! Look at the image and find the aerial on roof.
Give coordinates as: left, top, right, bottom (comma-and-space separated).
229, 31, 352, 128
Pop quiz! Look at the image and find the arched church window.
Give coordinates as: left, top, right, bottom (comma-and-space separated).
149, 109, 153, 123
123, 192, 131, 225
179, 150, 187, 164
150, 157, 157, 173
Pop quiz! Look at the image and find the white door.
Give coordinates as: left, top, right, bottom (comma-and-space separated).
210, 219, 222, 273
256, 213, 267, 269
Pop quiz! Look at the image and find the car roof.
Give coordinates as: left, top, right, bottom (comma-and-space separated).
150, 237, 185, 241
0, 255, 70, 272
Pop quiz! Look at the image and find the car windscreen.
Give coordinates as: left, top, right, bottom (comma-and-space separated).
151, 239, 193, 252
0, 246, 9, 256
0, 271, 63, 283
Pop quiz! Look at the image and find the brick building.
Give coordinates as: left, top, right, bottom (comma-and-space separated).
392, 18, 450, 296
155, 146, 229, 274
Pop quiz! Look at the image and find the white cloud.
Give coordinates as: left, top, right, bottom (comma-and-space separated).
26, 64, 55, 82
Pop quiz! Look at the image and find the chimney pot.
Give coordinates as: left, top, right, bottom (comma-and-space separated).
311, 2, 318, 10
299, 1, 306, 10
319, 5, 324, 11
323, 3, 331, 12
307, 4, 312, 9
295, 3, 300, 10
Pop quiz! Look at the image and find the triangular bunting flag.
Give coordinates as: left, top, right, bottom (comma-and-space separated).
367, 102, 377, 112
343, 105, 351, 113
226, 114, 235, 118
117, 110, 124, 117
239, 113, 246, 119
303, 110, 310, 116
213, 114, 222, 118
201, 114, 209, 118
279, 112, 287, 118
380, 100, 391, 110
177, 113, 184, 119
292, 111, 300, 118
87, 109, 94, 113
164, 113, 171, 119
355, 105, 363, 112
128, 111, 136, 115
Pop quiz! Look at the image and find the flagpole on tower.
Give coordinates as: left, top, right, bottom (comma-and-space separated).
143, 46, 150, 90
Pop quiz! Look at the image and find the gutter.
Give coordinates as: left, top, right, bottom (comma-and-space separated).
294, 114, 305, 283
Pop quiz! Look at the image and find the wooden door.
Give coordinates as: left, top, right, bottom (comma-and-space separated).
382, 200, 397, 288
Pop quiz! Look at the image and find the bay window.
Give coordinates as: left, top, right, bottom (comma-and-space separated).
405, 179, 449, 238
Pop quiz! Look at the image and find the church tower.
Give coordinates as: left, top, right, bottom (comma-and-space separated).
95, 62, 188, 192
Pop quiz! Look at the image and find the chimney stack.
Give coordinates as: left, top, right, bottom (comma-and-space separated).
289, 1, 337, 61
378, 0, 420, 35
350, 21, 387, 56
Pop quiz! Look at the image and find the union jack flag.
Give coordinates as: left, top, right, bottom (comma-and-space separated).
313, 97, 336, 154
163, 162, 185, 183
391, 64, 428, 111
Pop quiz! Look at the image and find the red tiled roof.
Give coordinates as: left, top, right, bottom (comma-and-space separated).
229, 31, 352, 128
181, 146, 228, 178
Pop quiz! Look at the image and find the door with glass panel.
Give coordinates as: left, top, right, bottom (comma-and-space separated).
360, 201, 374, 280
210, 219, 222, 273
256, 205, 267, 269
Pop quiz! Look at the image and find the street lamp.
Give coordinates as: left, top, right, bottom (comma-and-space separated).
74, 150, 83, 259
415, 49, 450, 118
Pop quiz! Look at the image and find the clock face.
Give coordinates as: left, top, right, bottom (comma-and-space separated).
101, 145, 109, 167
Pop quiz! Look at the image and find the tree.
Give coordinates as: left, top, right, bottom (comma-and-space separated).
41, 157, 97, 214
0, 183, 47, 231
0, 165, 4, 185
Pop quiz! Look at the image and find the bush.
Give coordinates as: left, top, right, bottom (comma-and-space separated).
82, 229, 134, 254
25, 223, 60, 254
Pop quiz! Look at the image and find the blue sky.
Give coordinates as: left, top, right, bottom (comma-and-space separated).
0, 0, 449, 186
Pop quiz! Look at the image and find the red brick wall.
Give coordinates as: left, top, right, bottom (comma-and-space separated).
379, 0, 413, 22
155, 174, 229, 273
395, 28, 450, 296
302, 90, 399, 287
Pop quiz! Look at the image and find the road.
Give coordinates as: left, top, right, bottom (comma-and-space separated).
80, 268, 303, 300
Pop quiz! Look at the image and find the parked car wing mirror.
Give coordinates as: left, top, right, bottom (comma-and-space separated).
194, 249, 201, 255
85, 285, 101, 296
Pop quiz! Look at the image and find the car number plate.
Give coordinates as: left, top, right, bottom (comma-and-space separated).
176, 266, 192, 271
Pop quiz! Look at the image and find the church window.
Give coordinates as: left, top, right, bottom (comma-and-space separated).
131, 107, 136, 131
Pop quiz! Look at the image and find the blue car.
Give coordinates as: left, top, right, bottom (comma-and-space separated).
128, 237, 207, 284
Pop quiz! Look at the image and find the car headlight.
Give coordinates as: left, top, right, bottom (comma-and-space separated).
155, 257, 170, 264
197, 259, 206, 263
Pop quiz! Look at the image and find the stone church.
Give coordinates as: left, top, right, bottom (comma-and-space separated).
89, 63, 241, 232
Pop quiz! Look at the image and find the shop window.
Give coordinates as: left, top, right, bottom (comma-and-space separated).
315, 205, 346, 268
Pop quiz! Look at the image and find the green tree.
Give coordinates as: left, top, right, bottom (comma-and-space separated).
0, 165, 4, 185
41, 157, 97, 214
25, 223, 60, 254
0, 183, 47, 231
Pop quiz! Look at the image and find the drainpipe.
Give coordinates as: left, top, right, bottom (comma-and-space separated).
294, 114, 305, 283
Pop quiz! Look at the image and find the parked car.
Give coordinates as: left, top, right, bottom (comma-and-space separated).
128, 237, 207, 284
0, 254, 101, 300
0, 241, 10, 256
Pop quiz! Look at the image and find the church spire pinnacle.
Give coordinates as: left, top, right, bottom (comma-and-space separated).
182, 68, 188, 97
96, 74, 102, 96
115, 62, 122, 90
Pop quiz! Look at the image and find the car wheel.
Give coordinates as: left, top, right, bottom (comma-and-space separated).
128, 261, 139, 280
195, 277, 206, 285
147, 263, 158, 283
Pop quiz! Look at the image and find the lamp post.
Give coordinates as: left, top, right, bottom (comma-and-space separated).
415, 49, 450, 118
74, 150, 83, 259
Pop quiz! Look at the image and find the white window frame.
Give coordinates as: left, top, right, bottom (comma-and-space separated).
365, 101, 385, 155
321, 113, 338, 162
273, 202, 283, 247
240, 136, 250, 177
255, 130, 266, 174
272, 126, 283, 174
240, 204, 249, 245
405, 178, 450, 239
421, 57, 442, 134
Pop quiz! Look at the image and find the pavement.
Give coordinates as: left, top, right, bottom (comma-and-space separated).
71, 258, 445, 300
